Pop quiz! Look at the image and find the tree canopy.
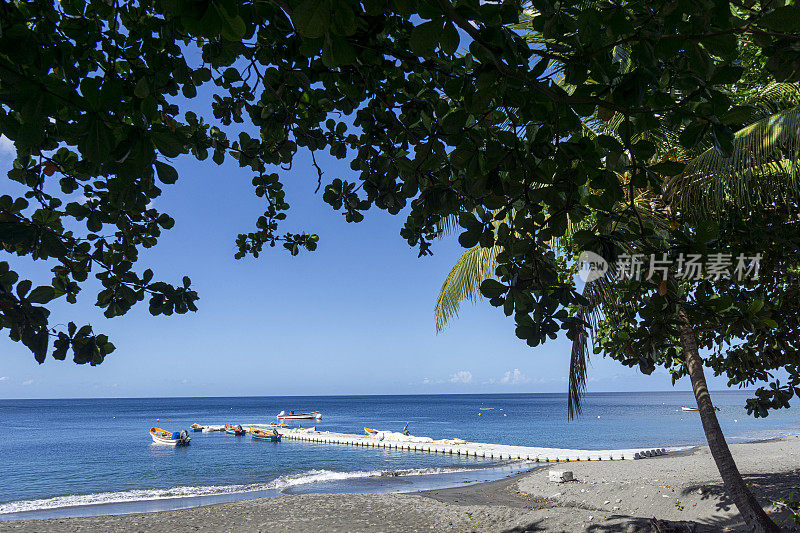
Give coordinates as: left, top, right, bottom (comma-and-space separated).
2, 0, 800, 371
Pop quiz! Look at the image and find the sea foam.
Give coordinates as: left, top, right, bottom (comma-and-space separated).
0, 464, 496, 515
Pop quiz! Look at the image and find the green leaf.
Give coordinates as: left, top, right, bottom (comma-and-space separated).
712, 123, 734, 157
762, 318, 779, 329
440, 22, 459, 55
410, 19, 442, 57
631, 139, 656, 160
331, 0, 356, 36
322, 36, 356, 67
649, 161, 686, 176
710, 65, 744, 85
696, 220, 718, 243
679, 122, 708, 149
217, 7, 246, 41
134, 78, 150, 99
759, 5, 800, 32
293, 0, 331, 39
28, 286, 57, 304
480, 279, 507, 299
597, 134, 624, 153
701, 34, 738, 60
154, 161, 179, 184
81, 119, 114, 163
458, 229, 480, 248
16, 279, 31, 298
152, 131, 185, 158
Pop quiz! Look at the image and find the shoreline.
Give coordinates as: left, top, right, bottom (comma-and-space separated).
1, 436, 798, 531
0, 461, 537, 522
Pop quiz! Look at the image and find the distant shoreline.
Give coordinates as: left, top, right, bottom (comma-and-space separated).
0, 389, 761, 401
1, 436, 797, 532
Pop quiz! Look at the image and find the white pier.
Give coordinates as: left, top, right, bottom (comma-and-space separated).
262, 428, 667, 462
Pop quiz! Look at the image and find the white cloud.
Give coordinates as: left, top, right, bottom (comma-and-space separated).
449, 370, 473, 384
0, 376, 7, 382
21, 379, 33, 386
500, 368, 530, 385
181, 379, 189, 384
0, 135, 15, 159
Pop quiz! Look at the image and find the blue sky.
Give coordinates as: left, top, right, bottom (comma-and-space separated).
0, 127, 740, 400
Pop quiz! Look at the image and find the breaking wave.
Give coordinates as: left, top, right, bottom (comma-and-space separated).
0, 464, 500, 515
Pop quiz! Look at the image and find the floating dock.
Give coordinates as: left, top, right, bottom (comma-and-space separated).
254, 427, 666, 461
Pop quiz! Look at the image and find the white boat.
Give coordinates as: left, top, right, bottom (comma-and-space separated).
150, 427, 191, 446
277, 410, 322, 420
681, 406, 719, 412
202, 425, 225, 433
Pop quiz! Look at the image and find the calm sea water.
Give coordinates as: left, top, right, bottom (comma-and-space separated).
1, 391, 797, 519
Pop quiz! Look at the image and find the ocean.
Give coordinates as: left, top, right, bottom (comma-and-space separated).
1, 391, 797, 520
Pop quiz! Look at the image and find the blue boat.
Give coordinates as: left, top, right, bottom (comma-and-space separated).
250, 427, 281, 442
224, 424, 245, 436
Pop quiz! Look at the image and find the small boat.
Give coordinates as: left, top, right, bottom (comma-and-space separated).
364, 427, 378, 436
189, 423, 203, 432
150, 427, 190, 446
681, 406, 720, 412
277, 410, 322, 420
224, 424, 246, 435
202, 425, 224, 433
270, 422, 290, 428
250, 427, 282, 442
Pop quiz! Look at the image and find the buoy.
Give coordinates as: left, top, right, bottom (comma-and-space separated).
478, 413, 481, 416
503, 414, 507, 417
597, 416, 601, 419
156, 418, 159, 422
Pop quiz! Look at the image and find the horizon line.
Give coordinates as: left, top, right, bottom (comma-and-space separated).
0, 389, 757, 402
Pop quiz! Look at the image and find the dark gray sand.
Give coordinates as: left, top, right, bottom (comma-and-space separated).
2, 436, 799, 532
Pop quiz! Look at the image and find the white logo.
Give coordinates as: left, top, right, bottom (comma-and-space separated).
578, 251, 609, 282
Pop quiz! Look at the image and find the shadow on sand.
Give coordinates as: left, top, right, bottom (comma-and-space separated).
500, 470, 800, 533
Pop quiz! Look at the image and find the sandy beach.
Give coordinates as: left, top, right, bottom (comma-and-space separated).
2, 436, 798, 532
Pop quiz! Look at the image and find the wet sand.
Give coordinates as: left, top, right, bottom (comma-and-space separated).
2, 436, 799, 532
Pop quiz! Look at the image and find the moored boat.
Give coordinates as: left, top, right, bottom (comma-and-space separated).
681, 405, 720, 412
202, 425, 224, 433
270, 422, 290, 428
189, 423, 203, 432
277, 410, 322, 420
250, 427, 282, 442
364, 427, 378, 436
224, 424, 246, 435
150, 427, 191, 446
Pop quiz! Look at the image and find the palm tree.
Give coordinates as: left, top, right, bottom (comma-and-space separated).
434, 82, 800, 532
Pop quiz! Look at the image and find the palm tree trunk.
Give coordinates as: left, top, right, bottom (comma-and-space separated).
676, 307, 781, 532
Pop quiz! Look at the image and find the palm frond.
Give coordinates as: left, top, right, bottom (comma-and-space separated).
435, 214, 461, 238
435, 245, 501, 332
568, 276, 618, 418
668, 106, 800, 217
568, 302, 592, 419
749, 82, 800, 108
